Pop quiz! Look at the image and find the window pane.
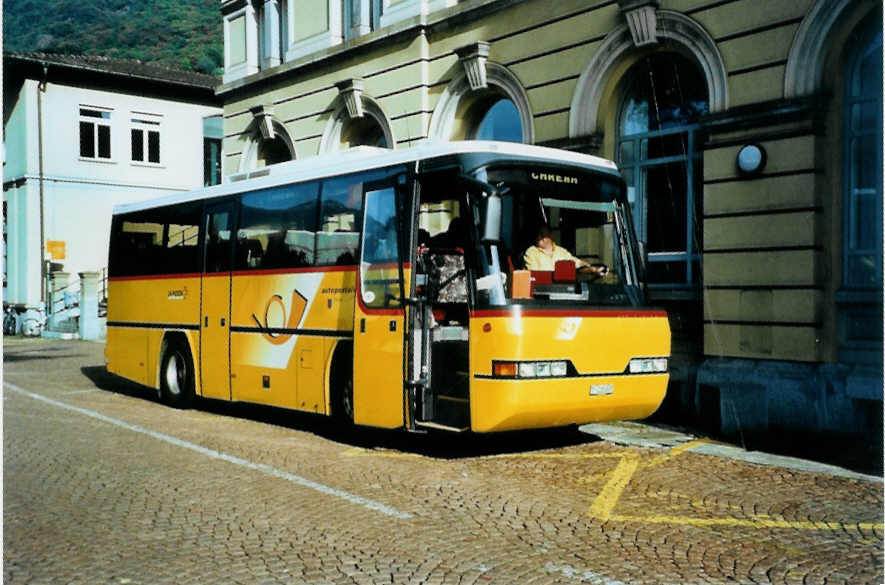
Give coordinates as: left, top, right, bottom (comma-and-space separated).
852, 136, 878, 189
131, 129, 144, 161
318, 174, 369, 265
361, 187, 401, 308
474, 98, 522, 142
80, 109, 109, 119
80, 122, 95, 158
647, 260, 686, 283
97, 125, 111, 158
620, 97, 649, 135
238, 182, 319, 270
148, 130, 160, 163
852, 189, 880, 250
857, 35, 883, 97
205, 210, 232, 273
618, 141, 635, 165
165, 203, 201, 274
644, 162, 688, 254
851, 102, 879, 132
846, 254, 878, 287
204, 138, 222, 187
619, 53, 708, 136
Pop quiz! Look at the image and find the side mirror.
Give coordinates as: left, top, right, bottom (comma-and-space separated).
481, 193, 502, 244
456, 173, 503, 245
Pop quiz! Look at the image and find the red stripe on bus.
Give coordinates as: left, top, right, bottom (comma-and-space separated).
109, 273, 201, 282
231, 265, 357, 277
109, 263, 413, 282
470, 309, 667, 318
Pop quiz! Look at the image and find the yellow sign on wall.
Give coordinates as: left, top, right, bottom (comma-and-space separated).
46, 240, 66, 260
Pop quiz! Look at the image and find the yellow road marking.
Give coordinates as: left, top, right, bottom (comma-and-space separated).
609, 514, 885, 532
587, 454, 640, 521
495, 452, 625, 459
642, 438, 710, 469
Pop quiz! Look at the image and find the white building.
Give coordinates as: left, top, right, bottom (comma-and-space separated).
3, 53, 222, 318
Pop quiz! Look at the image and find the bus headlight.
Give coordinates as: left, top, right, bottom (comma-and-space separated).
494, 360, 570, 378
628, 358, 668, 374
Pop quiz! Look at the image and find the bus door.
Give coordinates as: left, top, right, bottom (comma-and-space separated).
199, 203, 233, 400
353, 180, 408, 428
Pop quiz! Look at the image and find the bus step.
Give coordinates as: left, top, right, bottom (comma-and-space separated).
414, 420, 468, 432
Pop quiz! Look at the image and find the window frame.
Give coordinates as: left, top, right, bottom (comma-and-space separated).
130, 113, 163, 166
78, 106, 113, 162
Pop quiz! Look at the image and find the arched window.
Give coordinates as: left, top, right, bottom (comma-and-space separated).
838, 18, 883, 364
240, 119, 296, 172
429, 63, 534, 144
616, 52, 708, 289
842, 24, 882, 289
320, 96, 394, 153
257, 136, 294, 166
339, 116, 389, 149
472, 97, 522, 142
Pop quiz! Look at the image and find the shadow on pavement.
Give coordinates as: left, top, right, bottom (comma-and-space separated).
82, 365, 598, 459
81, 365, 163, 405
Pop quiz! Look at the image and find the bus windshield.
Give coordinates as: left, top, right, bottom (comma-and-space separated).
474, 166, 642, 307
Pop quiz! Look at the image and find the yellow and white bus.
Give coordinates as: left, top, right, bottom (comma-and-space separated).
106, 141, 670, 432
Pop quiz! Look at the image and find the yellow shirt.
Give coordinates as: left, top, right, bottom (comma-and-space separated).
523, 244, 584, 271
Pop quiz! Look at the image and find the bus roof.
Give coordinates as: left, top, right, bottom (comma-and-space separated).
113, 140, 621, 215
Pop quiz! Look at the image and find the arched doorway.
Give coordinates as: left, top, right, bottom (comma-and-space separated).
616, 52, 709, 290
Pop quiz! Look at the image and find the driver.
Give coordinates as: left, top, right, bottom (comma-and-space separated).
523, 224, 608, 276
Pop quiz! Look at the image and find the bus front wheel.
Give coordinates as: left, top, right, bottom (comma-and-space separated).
160, 339, 194, 409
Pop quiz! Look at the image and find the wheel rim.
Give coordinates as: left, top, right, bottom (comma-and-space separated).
164, 352, 184, 396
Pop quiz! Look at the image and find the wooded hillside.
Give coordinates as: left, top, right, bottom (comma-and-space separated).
3, 0, 223, 74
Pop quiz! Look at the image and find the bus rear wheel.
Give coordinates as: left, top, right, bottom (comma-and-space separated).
160, 339, 194, 409
330, 345, 354, 425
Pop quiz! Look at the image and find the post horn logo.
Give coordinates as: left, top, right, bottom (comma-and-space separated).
251, 290, 308, 345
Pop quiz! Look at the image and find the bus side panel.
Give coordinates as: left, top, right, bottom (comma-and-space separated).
229, 269, 355, 413
106, 276, 201, 389
107, 277, 202, 326
106, 326, 149, 387
469, 313, 670, 432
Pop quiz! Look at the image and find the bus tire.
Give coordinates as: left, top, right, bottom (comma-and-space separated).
159, 338, 195, 409
330, 344, 354, 425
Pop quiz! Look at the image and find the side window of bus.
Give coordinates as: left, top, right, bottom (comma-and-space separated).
238, 182, 318, 270
109, 203, 200, 277
111, 214, 165, 276
165, 203, 200, 274
205, 209, 233, 273
317, 175, 363, 265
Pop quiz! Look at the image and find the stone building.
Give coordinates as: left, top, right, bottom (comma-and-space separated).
217, 0, 882, 441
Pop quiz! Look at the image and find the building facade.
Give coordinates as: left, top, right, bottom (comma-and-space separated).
217, 0, 882, 440
3, 54, 223, 319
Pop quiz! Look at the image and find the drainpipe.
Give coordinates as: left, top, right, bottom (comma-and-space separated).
37, 64, 47, 306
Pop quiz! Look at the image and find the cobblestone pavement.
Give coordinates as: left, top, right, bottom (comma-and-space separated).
4, 338, 883, 585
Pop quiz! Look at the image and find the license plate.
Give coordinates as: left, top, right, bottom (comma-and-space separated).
590, 383, 614, 396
